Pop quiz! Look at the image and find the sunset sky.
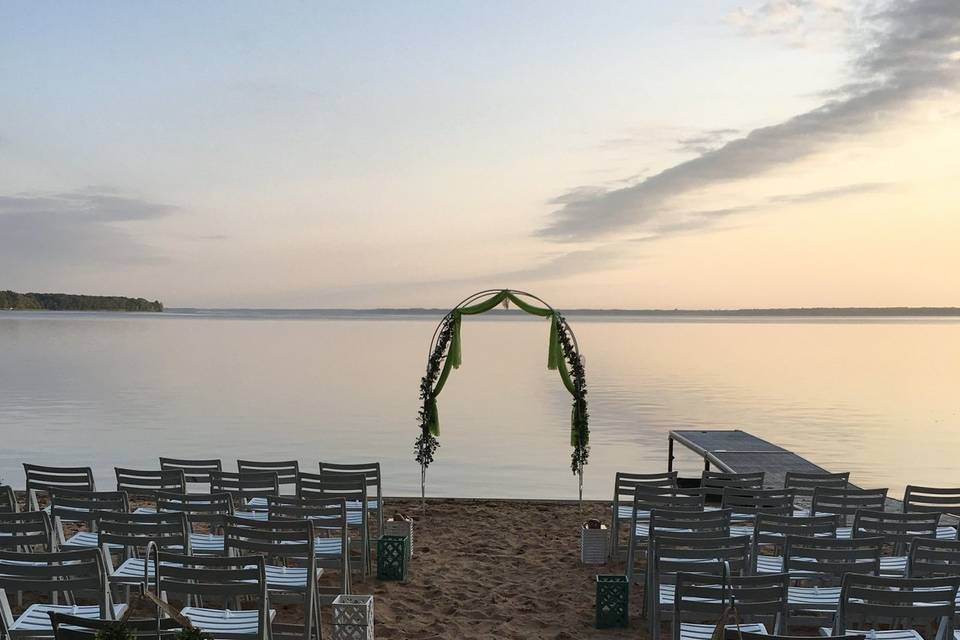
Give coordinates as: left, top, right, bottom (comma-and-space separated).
1, 0, 958, 309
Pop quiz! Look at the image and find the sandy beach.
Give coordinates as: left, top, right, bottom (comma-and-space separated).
345, 498, 636, 640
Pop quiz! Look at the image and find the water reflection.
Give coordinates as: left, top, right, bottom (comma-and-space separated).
0, 311, 957, 499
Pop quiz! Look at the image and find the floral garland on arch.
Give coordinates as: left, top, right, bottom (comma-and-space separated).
415, 289, 590, 505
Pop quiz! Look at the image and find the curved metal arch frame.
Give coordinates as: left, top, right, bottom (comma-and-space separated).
425, 288, 582, 361
418, 288, 589, 508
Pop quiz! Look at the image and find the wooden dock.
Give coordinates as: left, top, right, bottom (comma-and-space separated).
668, 429, 832, 489
667, 429, 906, 510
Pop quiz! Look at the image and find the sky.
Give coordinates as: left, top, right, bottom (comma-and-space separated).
1, 0, 958, 309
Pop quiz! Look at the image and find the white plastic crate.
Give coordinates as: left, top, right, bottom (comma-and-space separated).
332, 594, 374, 633
331, 624, 373, 640
383, 518, 413, 560
580, 524, 608, 565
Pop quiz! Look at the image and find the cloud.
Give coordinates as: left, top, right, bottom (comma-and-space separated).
676, 129, 740, 154
0, 188, 176, 277
487, 245, 632, 282
628, 182, 890, 242
538, 0, 960, 243
497, 183, 889, 285
726, 0, 865, 47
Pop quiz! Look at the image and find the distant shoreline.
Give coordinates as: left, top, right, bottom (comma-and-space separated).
1, 290, 163, 312
162, 306, 960, 317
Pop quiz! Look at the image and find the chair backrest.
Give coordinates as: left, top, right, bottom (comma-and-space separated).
836, 573, 960, 636
674, 571, 789, 638
298, 471, 367, 505
651, 534, 752, 581
903, 486, 960, 521
811, 487, 888, 524
49, 489, 129, 527
0, 548, 111, 614
209, 471, 279, 506
297, 471, 323, 499
752, 513, 838, 568
97, 511, 191, 555
155, 551, 270, 640
753, 513, 839, 544
784, 535, 883, 582
0, 486, 17, 513
783, 471, 850, 501
632, 486, 705, 520
115, 468, 186, 500
613, 471, 678, 504
48, 612, 182, 640
268, 496, 349, 531
224, 514, 315, 562
158, 457, 222, 484
853, 510, 941, 553
649, 508, 731, 540
0, 510, 54, 552
721, 488, 795, 517
700, 471, 765, 501
724, 631, 865, 640
155, 491, 233, 530
23, 464, 95, 509
907, 538, 960, 579
318, 461, 381, 497
237, 460, 300, 492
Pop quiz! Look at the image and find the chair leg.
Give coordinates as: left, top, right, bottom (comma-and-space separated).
314, 595, 323, 640
302, 592, 314, 640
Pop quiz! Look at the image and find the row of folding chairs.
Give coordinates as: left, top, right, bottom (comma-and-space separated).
3, 489, 368, 580
634, 506, 960, 576
647, 522, 960, 640
0, 500, 360, 640
610, 470, 960, 558
667, 569, 960, 640
0, 493, 357, 583
3, 460, 383, 574
13, 459, 383, 529
0, 546, 290, 640
626, 497, 959, 585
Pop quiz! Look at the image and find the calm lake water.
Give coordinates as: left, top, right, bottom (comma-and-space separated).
1, 310, 958, 500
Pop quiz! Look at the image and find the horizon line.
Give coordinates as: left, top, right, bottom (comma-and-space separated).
163, 306, 960, 317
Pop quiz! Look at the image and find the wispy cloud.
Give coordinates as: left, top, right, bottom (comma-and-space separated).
676, 129, 740, 154
726, 0, 866, 48
0, 188, 176, 277
538, 0, 959, 243
629, 182, 890, 242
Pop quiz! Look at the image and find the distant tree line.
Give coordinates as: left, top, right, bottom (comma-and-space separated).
0, 290, 163, 312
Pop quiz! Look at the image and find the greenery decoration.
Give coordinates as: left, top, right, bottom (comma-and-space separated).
94, 623, 136, 640
415, 289, 590, 503
174, 629, 214, 640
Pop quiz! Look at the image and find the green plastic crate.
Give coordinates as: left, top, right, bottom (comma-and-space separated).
595, 574, 629, 628
377, 535, 408, 581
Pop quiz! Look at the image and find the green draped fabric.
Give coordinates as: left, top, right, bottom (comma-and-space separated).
505, 291, 553, 317
426, 396, 440, 436
448, 312, 463, 369
458, 290, 509, 314
433, 354, 454, 398
547, 314, 560, 371
427, 289, 580, 436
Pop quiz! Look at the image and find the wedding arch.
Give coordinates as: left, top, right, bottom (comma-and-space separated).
414, 289, 590, 504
